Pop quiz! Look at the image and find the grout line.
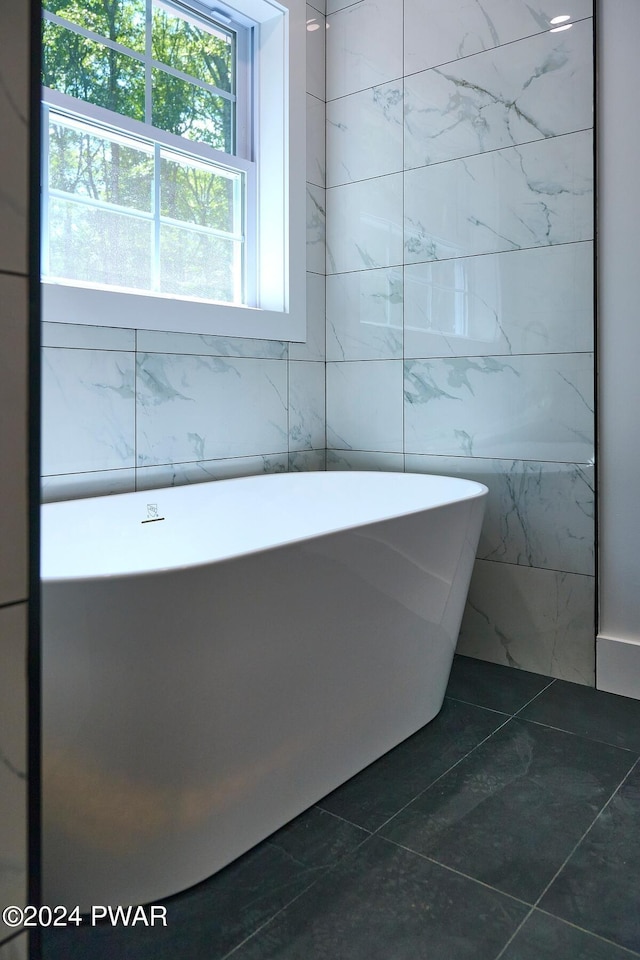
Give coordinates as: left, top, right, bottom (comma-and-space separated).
219, 832, 375, 960
533, 908, 640, 958
492, 755, 640, 960
443, 695, 514, 718
378, 835, 534, 907
370, 714, 514, 837
512, 677, 557, 715
513, 714, 640, 756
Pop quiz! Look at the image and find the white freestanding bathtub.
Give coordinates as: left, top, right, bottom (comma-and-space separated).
41, 471, 487, 909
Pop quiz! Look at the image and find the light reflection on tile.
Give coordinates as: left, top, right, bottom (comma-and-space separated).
327, 0, 403, 101
327, 174, 403, 274
404, 0, 593, 76
327, 268, 402, 361
404, 243, 593, 359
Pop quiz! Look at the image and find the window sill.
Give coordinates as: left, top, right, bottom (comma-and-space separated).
42, 279, 307, 343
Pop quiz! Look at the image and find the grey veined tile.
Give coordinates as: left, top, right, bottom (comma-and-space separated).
404, 20, 593, 168
136, 353, 288, 465
405, 455, 594, 576
288, 361, 325, 451
404, 0, 593, 76
404, 131, 593, 263
41, 347, 136, 476
457, 559, 595, 685
404, 353, 594, 463
327, 81, 403, 187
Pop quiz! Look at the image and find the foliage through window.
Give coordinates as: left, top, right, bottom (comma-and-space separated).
41, 0, 253, 304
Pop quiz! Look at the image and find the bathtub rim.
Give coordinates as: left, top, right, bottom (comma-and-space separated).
40, 470, 489, 584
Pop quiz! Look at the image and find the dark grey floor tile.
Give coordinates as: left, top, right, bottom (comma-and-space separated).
501, 910, 640, 960
316, 697, 507, 831
229, 836, 529, 960
446, 655, 553, 714
42, 806, 367, 960
518, 680, 640, 753
380, 719, 636, 904
539, 760, 640, 954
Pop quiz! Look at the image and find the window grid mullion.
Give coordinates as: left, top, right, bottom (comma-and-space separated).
145, 0, 153, 125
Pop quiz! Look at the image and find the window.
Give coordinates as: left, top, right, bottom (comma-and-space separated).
41, 0, 306, 341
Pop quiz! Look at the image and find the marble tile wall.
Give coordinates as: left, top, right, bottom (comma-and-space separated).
325, 0, 595, 683
0, 0, 31, 954
41, 6, 327, 501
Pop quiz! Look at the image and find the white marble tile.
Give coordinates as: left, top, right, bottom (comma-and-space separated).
326, 0, 358, 12
0, 276, 27, 606
306, 3, 326, 101
135, 454, 289, 489
457, 559, 595, 685
136, 354, 288, 463
308, 0, 327, 16
327, 173, 403, 274
42, 321, 136, 351
404, 19, 593, 169
289, 449, 326, 471
307, 93, 326, 188
404, 242, 593, 358
0, 604, 27, 943
289, 361, 326, 451
404, 0, 593, 76
290, 272, 325, 361
404, 353, 593, 462
0, 4, 30, 276
326, 267, 402, 360
326, 0, 403, 101
326, 360, 403, 451
41, 468, 136, 503
326, 449, 404, 471
405, 131, 593, 264
136, 329, 288, 359
41, 347, 136, 476
307, 183, 326, 276
406, 455, 594, 576
327, 81, 403, 186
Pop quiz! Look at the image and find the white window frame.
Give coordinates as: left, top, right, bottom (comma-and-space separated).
41, 0, 307, 342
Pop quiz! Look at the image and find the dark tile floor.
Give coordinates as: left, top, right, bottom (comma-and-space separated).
42, 656, 640, 960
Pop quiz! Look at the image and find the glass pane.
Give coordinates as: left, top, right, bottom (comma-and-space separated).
160, 153, 240, 232
43, 0, 146, 53
48, 197, 153, 290
43, 20, 145, 120
152, 69, 232, 152
49, 118, 154, 212
160, 225, 240, 302
152, 2, 234, 93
